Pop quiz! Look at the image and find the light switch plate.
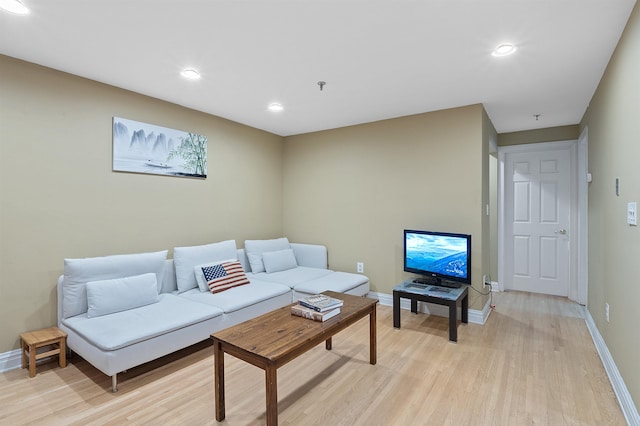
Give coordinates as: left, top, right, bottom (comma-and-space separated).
628, 202, 637, 226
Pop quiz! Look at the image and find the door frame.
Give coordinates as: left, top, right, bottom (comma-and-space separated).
498, 138, 588, 303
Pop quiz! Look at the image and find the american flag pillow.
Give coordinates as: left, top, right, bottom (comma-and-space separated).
200, 260, 250, 293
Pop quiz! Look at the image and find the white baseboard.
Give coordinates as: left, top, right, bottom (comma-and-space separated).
0, 349, 22, 373
584, 308, 640, 425
368, 291, 491, 325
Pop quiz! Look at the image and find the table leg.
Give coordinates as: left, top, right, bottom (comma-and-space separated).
59, 338, 67, 368
448, 302, 457, 342
393, 291, 401, 328
28, 344, 36, 378
411, 299, 418, 314
325, 337, 332, 350
21, 339, 27, 369
462, 292, 469, 324
370, 304, 377, 365
213, 339, 225, 421
265, 365, 278, 426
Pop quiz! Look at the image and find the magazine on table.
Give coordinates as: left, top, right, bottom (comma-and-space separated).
298, 294, 344, 312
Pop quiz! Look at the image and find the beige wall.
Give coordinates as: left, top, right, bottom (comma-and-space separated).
0, 55, 284, 353
580, 2, 640, 408
283, 105, 490, 310
498, 125, 579, 146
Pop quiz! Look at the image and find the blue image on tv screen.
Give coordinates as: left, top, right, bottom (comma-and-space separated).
406, 233, 468, 278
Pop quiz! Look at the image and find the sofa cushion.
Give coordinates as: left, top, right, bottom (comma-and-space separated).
178, 279, 290, 313
244, 238, 290, 273
62, 250, 168, 319
293, 271, 369, 295
246, 253, 264, 274
173, 240, 237, 293
289, 243, 328, 269
263, 248, 298, 274
195, 260, 250, 293
249, 266, 333, 287
86, 273, 159, 318
62, 294, 223, 351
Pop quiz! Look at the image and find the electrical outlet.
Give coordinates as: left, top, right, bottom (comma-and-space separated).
357, 262, 364, 273
605, 303, 610, 323
628, 202, 637, 226
482, 274, 490, 289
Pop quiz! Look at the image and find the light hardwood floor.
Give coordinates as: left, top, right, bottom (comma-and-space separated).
0, 291, 626, 425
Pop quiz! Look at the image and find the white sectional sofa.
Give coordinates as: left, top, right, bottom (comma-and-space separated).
56, 238, 369, 392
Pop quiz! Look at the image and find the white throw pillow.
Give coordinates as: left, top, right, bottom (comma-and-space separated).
86, 273, 159, 318
246, 252, 266, 274
62, 250, 168, 319
244, 238, 290, 273
173, 240, 238, 293
194, 259, 237, 292
262, 249, 298, 273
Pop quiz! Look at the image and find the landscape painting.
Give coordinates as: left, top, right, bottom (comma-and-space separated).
113, 117, 207, 178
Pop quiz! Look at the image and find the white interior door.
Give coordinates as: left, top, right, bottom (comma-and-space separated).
503, 145, 573, 296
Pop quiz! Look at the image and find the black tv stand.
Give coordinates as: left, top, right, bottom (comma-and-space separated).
412, 277, 461, 289
393, 280, 469, 342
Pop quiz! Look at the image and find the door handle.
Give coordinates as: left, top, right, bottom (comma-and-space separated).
555, 229, 567, 235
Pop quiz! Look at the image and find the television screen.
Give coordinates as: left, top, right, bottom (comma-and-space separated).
404, 229, 471, 285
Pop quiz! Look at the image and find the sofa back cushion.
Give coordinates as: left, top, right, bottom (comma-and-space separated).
289, 243, 328, 269
62, 250, 168, 319
244, 238, 291, 273
86, 273, 159, 318
173, 240, 238, 293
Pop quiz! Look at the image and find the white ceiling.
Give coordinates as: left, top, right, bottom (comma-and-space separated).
1, 0, 636, 136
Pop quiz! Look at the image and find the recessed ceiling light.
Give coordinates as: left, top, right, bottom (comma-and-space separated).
180, 68, 201, 80
492, 43, 517, 57
0, 0, 30, 15
268, 103, 284, 112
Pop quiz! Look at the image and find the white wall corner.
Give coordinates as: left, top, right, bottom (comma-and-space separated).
584, 307, 640, 425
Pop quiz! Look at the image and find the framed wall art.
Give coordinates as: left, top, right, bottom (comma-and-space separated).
113, 117, 207, 178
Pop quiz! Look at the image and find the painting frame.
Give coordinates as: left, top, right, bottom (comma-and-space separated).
112, 117, 207, 179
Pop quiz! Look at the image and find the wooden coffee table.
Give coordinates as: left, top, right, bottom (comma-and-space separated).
211, 291, 378, 425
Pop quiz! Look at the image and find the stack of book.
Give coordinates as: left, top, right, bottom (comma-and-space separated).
291, 294, 343, 322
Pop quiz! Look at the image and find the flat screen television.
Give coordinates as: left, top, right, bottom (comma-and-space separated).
404, 229, 471, 286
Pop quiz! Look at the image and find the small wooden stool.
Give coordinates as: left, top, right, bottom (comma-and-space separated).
20, 327, 67, 378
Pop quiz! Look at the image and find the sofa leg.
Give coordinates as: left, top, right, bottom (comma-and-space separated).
112, 374, 118, 393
